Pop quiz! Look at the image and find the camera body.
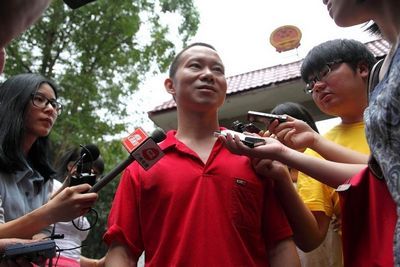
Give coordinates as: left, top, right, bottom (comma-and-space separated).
231, 120, 261, 134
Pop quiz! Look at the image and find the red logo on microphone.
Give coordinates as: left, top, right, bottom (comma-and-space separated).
142, 148, 160, 160
122, 128, 148, 153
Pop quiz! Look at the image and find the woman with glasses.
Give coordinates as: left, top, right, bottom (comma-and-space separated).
0, 73, 98, 264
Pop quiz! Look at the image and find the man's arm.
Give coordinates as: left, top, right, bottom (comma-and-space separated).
105, 243, 136, 267
268, 237, 300, 267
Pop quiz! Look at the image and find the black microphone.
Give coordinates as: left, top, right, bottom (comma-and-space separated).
69, 144, 100, 187
63, 0, 97, 9
76, 144, 100, 176
89, 128, 166, 193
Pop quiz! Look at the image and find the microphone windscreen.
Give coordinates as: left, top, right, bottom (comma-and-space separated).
150, 128, 167, 143
80, 144, 100, 162
63, 0, 96, 9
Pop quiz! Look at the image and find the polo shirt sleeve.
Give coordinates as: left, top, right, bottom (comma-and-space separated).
103, 164, 143, 260
263, 179, 293, 250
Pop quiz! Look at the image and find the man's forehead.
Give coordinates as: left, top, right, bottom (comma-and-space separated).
180, 45, 222, 63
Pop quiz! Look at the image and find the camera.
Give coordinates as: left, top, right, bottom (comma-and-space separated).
231, 120, 262, 134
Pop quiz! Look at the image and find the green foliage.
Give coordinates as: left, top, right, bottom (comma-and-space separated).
3, 0, 199, 259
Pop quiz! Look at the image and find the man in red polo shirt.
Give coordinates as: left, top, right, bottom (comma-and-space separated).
103, 43, 299, 266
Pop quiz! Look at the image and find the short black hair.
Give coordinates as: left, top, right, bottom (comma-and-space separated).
301, 39, 377, 84
168, 42, 217, 78
271, 102, 319, 133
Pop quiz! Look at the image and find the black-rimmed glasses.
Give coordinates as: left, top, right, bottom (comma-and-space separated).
31, 92, 63, 115
304, 60, 344, 94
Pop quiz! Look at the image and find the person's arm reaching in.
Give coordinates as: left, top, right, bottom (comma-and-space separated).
268, 117, 369, 164
220, 133, 365, 188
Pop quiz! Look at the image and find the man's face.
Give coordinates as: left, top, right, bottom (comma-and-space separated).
165, 46, 227, 113
310, 62, 368, 118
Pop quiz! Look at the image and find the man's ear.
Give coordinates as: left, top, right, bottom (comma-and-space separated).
358, 62, 370, 79
164, 78, 175, 96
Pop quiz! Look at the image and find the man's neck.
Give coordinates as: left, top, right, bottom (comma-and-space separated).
175, 110, 220, 164
176, 110, 220, 140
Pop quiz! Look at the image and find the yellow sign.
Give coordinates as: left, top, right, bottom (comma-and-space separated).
270, 25, 302, 53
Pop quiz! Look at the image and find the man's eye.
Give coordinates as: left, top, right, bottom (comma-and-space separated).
189, 63, 201, 69
213, 67, 225, 74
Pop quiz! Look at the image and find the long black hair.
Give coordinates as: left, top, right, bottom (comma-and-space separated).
0, 73, 59, 181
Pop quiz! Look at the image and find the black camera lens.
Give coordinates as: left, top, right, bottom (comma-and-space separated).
232, 120, 245, 133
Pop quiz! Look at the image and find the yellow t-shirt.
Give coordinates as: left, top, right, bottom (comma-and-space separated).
297, 121, 370, 218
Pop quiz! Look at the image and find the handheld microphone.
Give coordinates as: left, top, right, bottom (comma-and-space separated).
89, 127, 166, 193
63, 0, 97, 9
70, 144, 100, 186
76, 144, 100, 176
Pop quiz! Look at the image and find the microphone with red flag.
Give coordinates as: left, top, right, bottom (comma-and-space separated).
89, 127, 166, 193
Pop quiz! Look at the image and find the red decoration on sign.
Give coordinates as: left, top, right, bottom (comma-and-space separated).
270, 25, 302, 53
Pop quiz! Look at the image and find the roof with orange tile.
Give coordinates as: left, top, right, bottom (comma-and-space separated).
149, 38, 389, 114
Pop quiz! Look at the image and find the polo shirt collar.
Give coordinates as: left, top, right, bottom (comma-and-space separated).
159, 127, 227, 152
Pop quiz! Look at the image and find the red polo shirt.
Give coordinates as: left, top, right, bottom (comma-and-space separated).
104, 130, 292, 266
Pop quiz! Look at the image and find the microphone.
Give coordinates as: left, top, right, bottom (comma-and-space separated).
63, 0, 97, 9
89, 127, 166, 193
76, 144, 100, 176
69, 144, 100, 187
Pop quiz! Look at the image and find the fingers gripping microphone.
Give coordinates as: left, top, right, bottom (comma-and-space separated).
89, 127, 166, 193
